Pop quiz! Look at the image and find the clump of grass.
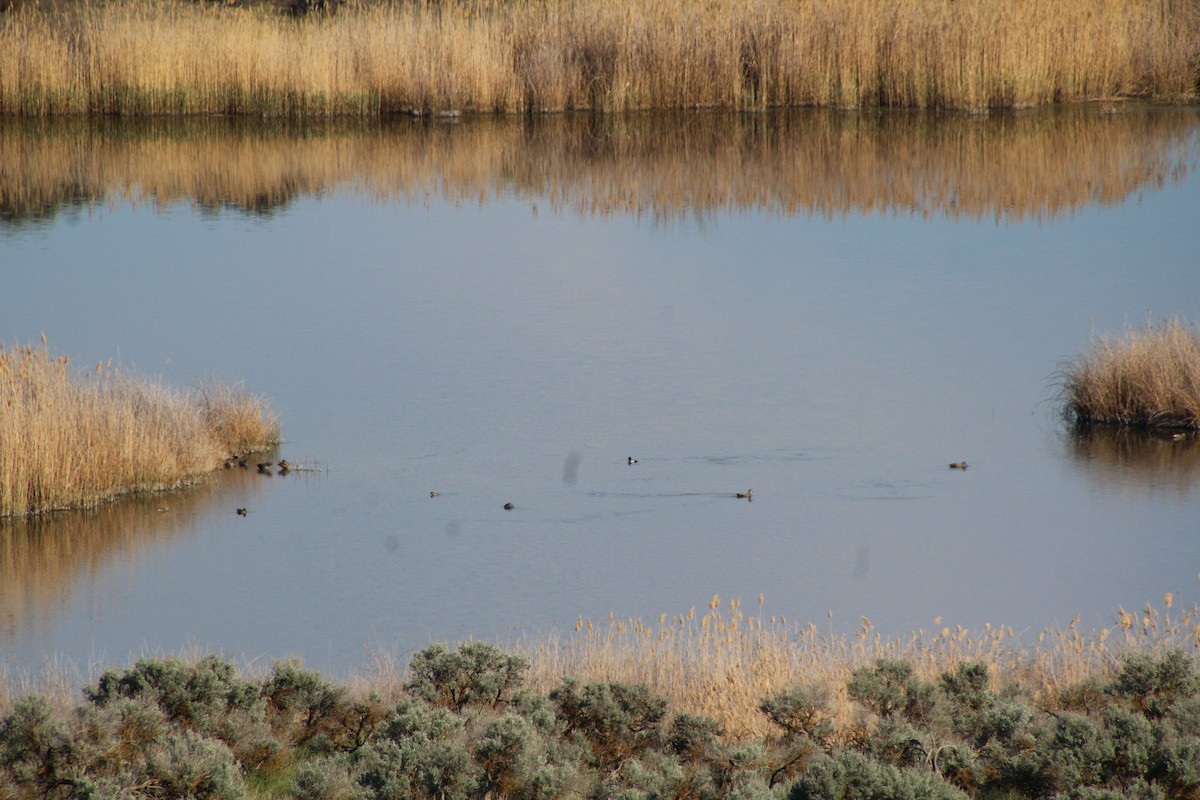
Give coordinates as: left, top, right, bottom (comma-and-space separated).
1062, 317, 1200, 430
198, 378, 280, 457
0, 339, 278, 517
0, 0, 1198, 116
511, 594, 1200, 739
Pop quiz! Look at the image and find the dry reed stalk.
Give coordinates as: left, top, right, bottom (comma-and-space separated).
6, 595, 1198, 738
0, 655, 86, 718
511, 595, 1200, 740
1, 0, 1197, 115
0, 341, 278, 517
1062, 317, 1200, 430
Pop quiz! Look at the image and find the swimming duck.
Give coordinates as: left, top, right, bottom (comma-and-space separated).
736, 489, 753, 499
628, 456, 638, 464
236, 508, 248, 516
949, 462, 968, 470
257, 462, 273, 473
430, 491, 440, 498
503, 502, 514, 510
277, 459, 291, 472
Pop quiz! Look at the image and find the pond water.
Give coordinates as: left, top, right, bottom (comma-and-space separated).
2, 107, 1199, 679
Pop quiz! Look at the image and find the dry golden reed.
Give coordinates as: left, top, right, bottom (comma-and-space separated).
6, 594, 1198, 738
511, 594, 1200, 740
1062, 317, 1200, 430
0, 340, 279, 517
1, 0, 1197, 116
2, 108, 1198, 225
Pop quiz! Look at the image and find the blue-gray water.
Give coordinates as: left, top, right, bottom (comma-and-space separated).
2, 109, 1199, 678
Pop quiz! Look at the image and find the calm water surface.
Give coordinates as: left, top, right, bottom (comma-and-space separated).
2, 109, 1199, 678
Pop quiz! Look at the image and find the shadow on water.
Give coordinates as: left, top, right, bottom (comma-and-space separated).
1066, 426, 1200, 498
0, 462, 274, 640
1, 105, 1198, 229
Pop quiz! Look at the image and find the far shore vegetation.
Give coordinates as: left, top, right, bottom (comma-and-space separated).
0, 339, 279, 518
3, 596, 1200, 800
1, 0, 1199, 117
1062, 317, 1200, 432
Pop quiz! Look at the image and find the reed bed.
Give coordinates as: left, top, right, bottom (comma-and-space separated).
0, 339, 278, 517
1062, 317, 1200, 430
510, 594, 1200, 740
2, 108, 1198, 226
1, 0, 1198, 116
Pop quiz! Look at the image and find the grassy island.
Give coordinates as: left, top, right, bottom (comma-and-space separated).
1, 0, 1198, 116
1063, 318, 1200, 432
2, 598, 1199, 800
0, 340, 278, 517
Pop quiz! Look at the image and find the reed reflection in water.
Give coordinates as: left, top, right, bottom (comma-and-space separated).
1067, 427, 1200, 500
0, 467, 270, 650
2, 106, 1197, 228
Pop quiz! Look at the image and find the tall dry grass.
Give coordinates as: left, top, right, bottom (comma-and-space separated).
507, 594, 1200, 740
1062, 317, 1200, 430
6, 593, 1198, 738
0, 340, 278, 517
2, 108, 1198, 225
1, 0, 1197, 115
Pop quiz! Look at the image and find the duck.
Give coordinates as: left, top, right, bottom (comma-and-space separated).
736, 489, 753, 499
949, 462, 968, 470
277, 459, 291, 472
628, 456, 638, 464
257, 462, 273, 474
236, 508, 248, 516
503, 502, 514, 510
430, 491, 440, 498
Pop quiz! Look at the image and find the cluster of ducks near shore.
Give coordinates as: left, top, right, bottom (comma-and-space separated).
224, 456, 292, 474
229, 458, 292, 515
